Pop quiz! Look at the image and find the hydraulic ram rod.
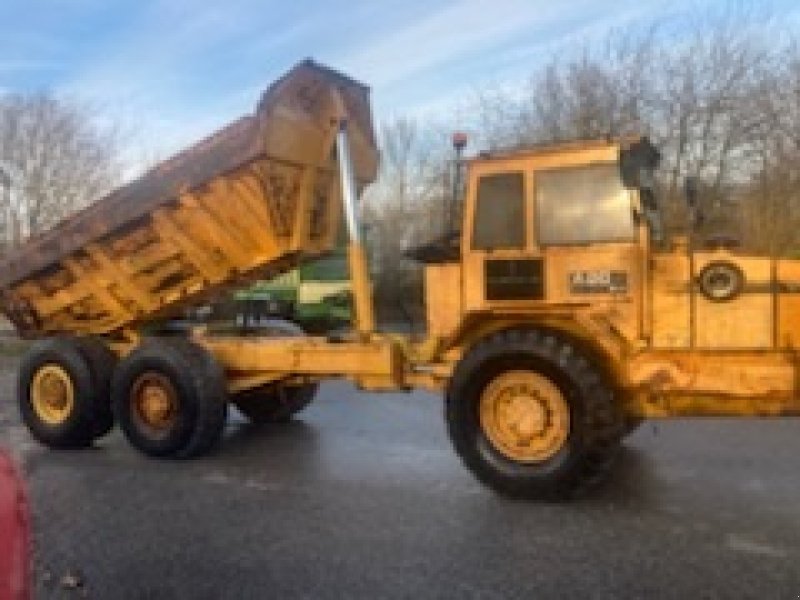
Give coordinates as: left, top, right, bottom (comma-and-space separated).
336, 121, 376, 335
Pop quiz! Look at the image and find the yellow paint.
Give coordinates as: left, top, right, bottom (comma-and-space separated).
196, 335, 401, 392
424, 263, 462, 338
15, 125, 800, 422
347, 242, 375, 336
479, 370, 570, 462
31, 364, 75, 425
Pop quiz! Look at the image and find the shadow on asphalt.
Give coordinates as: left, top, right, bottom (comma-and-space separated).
586, 443, 662, 507
223, 418, 320, 452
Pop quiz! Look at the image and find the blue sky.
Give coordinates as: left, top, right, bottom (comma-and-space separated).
2, 0, 800, 170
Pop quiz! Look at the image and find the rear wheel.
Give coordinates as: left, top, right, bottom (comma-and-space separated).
232, 319, 317, 424
233, 383, 317, 424
446, 329, 623, 501
622, 416, 644, 437
73, 337, 118, 439
111, 338, 228, 458
18, 338, 97, 449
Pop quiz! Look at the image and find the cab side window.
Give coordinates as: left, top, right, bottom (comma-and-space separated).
472, 172, 525, 250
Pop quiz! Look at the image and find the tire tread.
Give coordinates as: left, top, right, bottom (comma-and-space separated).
446, 328, 623, 501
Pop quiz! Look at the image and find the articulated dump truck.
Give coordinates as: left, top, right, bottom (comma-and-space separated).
5, 60, 800, 501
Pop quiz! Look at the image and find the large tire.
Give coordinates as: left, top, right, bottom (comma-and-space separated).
233, 384, 317, 424
17, 338, 98, 449
111, 338, 228, 459
232, 319, 317, 424
446, 328, 623, 501
622, 416, 644, 437
73, 337, 118, 439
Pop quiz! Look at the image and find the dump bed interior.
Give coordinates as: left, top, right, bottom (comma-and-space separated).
0, 60, 378, 338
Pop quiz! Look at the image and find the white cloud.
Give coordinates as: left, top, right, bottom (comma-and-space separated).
332, 0, 607, 88
51, 0, 700, 174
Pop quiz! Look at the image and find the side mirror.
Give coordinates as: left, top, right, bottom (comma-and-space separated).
620, 137, 661, 189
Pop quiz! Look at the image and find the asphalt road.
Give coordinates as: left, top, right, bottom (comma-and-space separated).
1, 357, 800, 599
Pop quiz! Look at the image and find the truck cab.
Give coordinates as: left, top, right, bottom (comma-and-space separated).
424, 135, 800, 420
425, 137, 656, 345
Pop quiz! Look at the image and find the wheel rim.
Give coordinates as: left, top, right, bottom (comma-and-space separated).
31, 364, 75, 425
130, 372, 179, 439
479, 370, 570, 463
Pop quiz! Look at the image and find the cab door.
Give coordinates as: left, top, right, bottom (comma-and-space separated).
462, 168, 542, 312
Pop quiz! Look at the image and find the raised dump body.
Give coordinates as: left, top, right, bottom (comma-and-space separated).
0, 60, 378, 338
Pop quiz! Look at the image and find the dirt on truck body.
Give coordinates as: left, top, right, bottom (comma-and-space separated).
4, 59, 800, 501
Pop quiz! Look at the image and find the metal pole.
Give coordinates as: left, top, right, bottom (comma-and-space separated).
336, 121, 361, 244
335, 121, 375, 335
447, 133, 467, 235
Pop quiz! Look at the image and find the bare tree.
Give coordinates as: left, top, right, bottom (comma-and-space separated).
470, 6, 800, 247
476, 28, 656, 150
362, 4, 800, 329
362, 118, 452, 325
0, 92, 119, 247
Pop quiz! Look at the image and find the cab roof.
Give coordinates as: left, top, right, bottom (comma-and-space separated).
469, 134, 652, 164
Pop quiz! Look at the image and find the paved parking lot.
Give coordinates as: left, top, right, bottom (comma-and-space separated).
1, 357, 799, 599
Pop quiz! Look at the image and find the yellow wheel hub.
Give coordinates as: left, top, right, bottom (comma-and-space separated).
131, 373, 178, 435
479, 370, 570, 463
31, 364, 75, 426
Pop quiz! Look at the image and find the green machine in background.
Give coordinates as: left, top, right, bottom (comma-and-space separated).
232, 248, 352, 332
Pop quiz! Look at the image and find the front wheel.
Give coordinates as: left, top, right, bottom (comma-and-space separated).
446, 329, 623, 501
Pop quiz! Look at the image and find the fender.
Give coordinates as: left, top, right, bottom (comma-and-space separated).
441, 309, 631, 391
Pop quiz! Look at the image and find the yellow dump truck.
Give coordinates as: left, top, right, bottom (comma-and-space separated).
5, 60, 800, 500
